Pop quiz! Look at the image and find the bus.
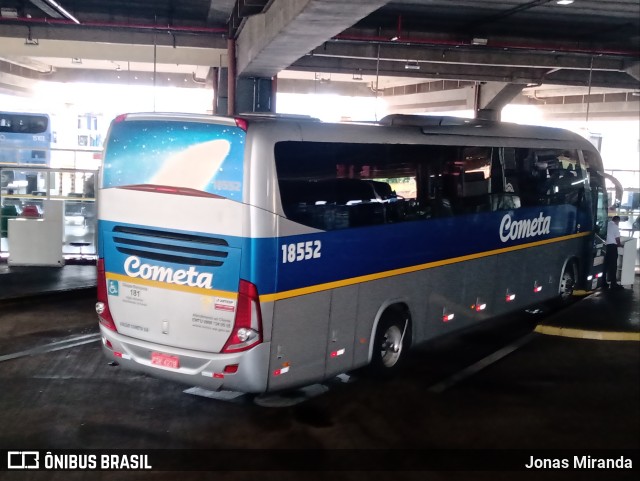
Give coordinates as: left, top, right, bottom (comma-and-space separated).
96, 113, 610, 394
0, 111, 51, 168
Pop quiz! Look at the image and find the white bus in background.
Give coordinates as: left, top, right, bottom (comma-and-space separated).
96, 113, 610, 393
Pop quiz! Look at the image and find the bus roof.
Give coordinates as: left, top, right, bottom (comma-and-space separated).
113, 112, 598, 153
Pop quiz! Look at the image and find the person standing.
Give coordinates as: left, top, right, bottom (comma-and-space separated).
604, 215, 623, 290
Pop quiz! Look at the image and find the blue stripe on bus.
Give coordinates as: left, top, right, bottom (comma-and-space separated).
99, 204, 591, 297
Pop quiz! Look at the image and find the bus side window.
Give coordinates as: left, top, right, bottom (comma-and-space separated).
517, 150, 549, 207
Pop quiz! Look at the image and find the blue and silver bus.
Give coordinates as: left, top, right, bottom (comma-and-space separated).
96, 113, 609, 393
0, 111, 51, 168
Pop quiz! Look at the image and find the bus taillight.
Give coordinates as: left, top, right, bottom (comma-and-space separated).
222, 280, 263, 353
96, 258, 118, 332
234, 118, 248, 131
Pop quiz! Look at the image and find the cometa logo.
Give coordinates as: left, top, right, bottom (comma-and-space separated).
124, 256, 213, 289
499, 212, 551, 243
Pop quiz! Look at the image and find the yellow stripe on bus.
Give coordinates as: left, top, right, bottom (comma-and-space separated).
105, 272, 238, 299
259, 232, 591, 303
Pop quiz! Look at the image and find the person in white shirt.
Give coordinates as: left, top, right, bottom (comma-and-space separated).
604, 216, 623, 290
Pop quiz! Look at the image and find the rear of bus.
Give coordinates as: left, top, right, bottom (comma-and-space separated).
96, 113, 269, 393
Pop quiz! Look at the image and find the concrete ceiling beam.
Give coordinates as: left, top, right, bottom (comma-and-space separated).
0, 24, 226, 49
235, 0, 391, 78
290, 55, 640, 89
307, 41, 631, 72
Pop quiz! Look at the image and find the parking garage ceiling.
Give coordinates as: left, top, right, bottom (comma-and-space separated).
0, 0, 638, 92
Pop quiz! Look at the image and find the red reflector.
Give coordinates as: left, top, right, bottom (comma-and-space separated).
534, 285, 543, 293
213, 373, 224, 379
104, 339, 113, 350
114, 351, 123, 358
223, 364, 239, 374
506, 293, 516, 302
442, 313, 455, 322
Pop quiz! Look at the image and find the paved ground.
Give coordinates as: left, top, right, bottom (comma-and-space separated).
0, 284, 638, 480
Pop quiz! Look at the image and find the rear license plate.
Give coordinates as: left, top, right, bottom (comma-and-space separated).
151, 352, 180, 369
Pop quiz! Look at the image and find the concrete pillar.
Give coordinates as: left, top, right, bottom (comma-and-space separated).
211, 67, 219, 114
227, 39, 236, 116
236, 77, 274, 113
216, 67, 229, 116
474, 82, 525, 121
227, 37, 274, 115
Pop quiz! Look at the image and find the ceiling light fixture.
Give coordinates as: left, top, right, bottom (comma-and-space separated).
43, 0, 80, 24
472, 38, 488, 46
556, 0, 574, 5
404, 61, 420, 70
0, 8, 19, 18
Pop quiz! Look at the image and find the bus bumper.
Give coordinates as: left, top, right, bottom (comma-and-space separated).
99, 325, 270, 393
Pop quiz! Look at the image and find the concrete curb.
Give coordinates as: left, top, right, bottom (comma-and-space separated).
535, 324, 640, 341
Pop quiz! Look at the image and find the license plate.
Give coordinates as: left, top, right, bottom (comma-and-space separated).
151, 352, 180, 369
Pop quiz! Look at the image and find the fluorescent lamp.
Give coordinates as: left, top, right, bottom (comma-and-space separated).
1, 8, 19, 18
44, 0, 80, 24
556, 1, 574, 5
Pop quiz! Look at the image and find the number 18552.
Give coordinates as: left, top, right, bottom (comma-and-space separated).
281, 240, 322, 264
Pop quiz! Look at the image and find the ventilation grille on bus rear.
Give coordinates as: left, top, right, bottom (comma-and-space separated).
112, 226, 229, 267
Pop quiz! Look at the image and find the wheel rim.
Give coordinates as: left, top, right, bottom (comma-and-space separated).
560, 266, 575, 300
379, 324, 403, 368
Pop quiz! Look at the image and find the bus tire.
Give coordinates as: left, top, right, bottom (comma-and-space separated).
370, 308, 411, 375
559, 260, 577, 303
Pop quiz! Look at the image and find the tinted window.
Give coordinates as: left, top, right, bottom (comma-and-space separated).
0, 114, 49, 134
274, 141, 522, 230
516, 148, 585, 207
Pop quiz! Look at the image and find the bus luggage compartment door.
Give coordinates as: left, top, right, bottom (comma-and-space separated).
324, 285, 358, 378
268, 291, 331, 391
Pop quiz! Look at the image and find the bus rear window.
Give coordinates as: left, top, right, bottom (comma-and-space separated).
102, 119, 246, 201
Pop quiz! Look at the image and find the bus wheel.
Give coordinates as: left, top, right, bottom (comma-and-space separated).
371, 311, 410, 373
559, 262, 577, 302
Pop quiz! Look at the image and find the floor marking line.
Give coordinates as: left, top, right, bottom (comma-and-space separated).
428, 332, 536, 394
535, 325, 640, 341
0, 333, 101, 362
